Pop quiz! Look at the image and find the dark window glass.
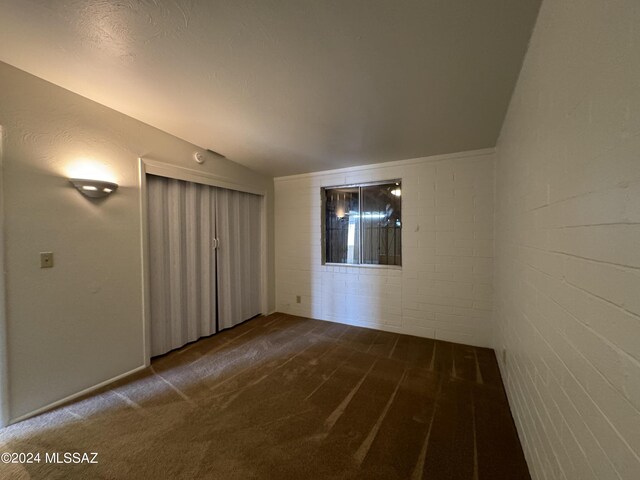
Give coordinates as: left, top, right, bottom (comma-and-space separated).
361, 183, 402, 266
324, 187, 360, 264
323, 181, 401, 266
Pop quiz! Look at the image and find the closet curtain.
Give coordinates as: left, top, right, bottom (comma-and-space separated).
147, 175, 217, 357
216, 188, 262, 330
147, 174, 263, 357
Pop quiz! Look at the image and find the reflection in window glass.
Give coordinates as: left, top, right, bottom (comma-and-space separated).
324, 187, 360, 264
323, 181, 401, 266
361, 183, 402, 266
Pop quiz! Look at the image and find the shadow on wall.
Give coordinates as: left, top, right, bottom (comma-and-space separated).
0, 125, 8, 427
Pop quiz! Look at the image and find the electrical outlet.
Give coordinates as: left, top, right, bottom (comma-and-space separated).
40, 252, 54, 268
296, 295, 301, 304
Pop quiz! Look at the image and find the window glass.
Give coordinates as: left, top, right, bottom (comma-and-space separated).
324, 187, 360, 264
361, 183, 402, 265
323, 181, 401, 266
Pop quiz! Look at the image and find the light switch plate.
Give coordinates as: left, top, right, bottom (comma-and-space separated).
40, 252, 54, 268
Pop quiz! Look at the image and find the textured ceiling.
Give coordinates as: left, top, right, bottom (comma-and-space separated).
0, 0, 540, 177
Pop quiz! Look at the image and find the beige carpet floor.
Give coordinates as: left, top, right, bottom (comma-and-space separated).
0, 313, 530, 479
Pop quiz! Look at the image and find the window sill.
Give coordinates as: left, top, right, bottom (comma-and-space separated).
324, 263, 402, 270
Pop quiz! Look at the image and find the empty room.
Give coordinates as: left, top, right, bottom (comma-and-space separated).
0, 0, 638, 479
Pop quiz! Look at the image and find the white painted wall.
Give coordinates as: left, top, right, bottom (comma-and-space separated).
493, 0, 640, 479
275, 149, 495, 347
0, 125, 8, 426
0, 61, 275, 423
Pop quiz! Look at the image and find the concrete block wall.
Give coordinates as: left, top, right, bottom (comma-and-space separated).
275, 149, 495, 347
494, 0, 640, 478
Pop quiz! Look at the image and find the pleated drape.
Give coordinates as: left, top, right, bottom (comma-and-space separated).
147, 174, 217, 357
216, 188, 262, 330
147, 174, 263, 356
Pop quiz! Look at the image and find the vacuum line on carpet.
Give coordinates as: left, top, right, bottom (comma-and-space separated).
263, 314, 284, 327
336, 326, 352, 342
150, 366, 196, 406
215, 339, 319, 407
366, 331, 382, 353
354, 368, 408, 465
65, 410, 85, 420
410, 377, 444, 480
219, 373, 270, 409
209, 338, 315, 395
473, 349, 484, 385
429, 343, 436, 371
309, 342, 341, 365
188, 325, 259, 366
217, 341, 337, 405
303, 349, 356, 401
388, 336, 400, 359
111, 390, 144, 411
256, 408, 315, 429
323, 359, 378, 433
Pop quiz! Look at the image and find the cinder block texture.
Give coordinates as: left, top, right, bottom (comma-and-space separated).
275, 150, 495, 347
494, 0, 640, 478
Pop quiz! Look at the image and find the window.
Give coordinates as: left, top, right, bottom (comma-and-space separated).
323, 181, 402, 266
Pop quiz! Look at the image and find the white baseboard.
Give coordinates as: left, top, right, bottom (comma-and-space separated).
9, 364, 147, 425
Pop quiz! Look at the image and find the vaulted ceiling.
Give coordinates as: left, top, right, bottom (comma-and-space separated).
0, 0, 540, 176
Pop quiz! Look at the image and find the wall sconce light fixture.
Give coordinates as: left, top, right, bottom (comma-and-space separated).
70, 178, 119, 198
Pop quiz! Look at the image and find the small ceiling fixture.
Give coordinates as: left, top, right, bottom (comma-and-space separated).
70, 178, 119, 198
194, 152, 205, 164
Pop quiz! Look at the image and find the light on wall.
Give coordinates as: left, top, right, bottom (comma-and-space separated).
69, 178, 119, 198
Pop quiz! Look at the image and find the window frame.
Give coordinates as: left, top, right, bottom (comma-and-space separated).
321, 179, 402, 268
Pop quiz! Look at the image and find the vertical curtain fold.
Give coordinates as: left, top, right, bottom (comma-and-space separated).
147, 175, 217, 357
216, 188, 262, 330
147, 174, 262, 356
